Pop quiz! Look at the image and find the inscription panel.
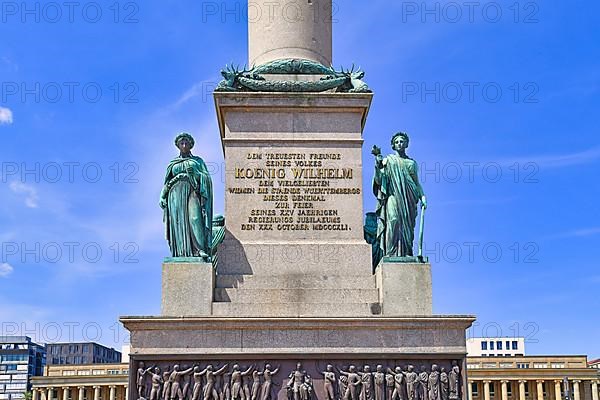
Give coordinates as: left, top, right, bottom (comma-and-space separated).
225, 145, 365, 241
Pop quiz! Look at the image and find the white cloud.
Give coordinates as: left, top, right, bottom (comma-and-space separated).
0, 263, 14, 277
498, 146, 600, 169
9, 181, 39, 208
548, 227, 600, 239
0, 107, 13, 125
1, 56, 19, 71
162, 77, 221, 113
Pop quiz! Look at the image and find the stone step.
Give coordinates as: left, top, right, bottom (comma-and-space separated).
215, 274, 376, 289
211, 301, 381, 317
214, 288, 380, 303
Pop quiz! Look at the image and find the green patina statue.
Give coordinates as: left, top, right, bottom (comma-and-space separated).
372, 132, 427, 261
364, 212, 384, 271
160, 133, 214, 260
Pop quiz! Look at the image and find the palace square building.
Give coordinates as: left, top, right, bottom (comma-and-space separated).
467, 355, 599, 400
31, 364, 128, 400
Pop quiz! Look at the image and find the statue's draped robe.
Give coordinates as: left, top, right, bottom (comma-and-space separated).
364, 212, 383, 270
163, 155, 213, 258
428, 372, 440, 400
439, 372, 449, 400
373, 154, 424, 257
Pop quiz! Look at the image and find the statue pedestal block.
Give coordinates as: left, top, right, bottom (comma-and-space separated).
161, 260, 214, 316
375, 261, 432, 316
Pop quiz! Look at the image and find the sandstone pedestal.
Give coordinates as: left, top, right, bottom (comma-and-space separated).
161, 260, 214, 316
210, 92, 380, 317
375, 261, 433, 316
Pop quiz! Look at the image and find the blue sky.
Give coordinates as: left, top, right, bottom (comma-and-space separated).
0, 1, 598, 357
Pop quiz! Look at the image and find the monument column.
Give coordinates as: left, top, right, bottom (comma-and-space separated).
248, 0, 332, 66
109, 386, 116, 400
33, 389, 39, 400
62, 387, 70, 400
93, 386, 101, 400
121, 0, 474, 398
48, 388, 54, 400
78, 387, 85, 400
592, 381, 599, 400
468, 381, 474, 400
483, 381, 491, 400
211, 0, 379, 318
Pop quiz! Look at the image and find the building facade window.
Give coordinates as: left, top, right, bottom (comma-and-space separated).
512, 341, 518, 350
481, 342, 488, 351
497, 341, 503, 350
472, 383, 479, 396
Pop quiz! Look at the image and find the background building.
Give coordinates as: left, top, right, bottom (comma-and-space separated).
468, 338, 526, 357
31, 364, 128, 400
0, 336, 46, 400
589, 359, 600, 370
45, 344, 120, 366
467, 355, 599, 400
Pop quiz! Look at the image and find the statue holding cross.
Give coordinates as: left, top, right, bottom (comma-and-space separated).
372, 132, 427, 261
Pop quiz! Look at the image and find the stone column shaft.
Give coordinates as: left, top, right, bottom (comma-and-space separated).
537, 381, 544, 400
248, 0, 333, 66
63, 387, 70, 400
94, 386, 101, 400
109, 386, 116, 400
33, 389, 39, 400
573, 381, 580, 400
554, 381, 562, 400
519, 381, 527, 400
78, 387, 85, 400
484, 381, 491, 400
468, 381, 474, 400
592, 381, 599, 400
501, 381, 509, 400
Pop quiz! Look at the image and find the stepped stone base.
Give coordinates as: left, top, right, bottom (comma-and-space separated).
121, 316, 474, 355
121, 316, 474, 400
216, 274, 375, 289
161, 260, 435, 317
212, 301, 380, 317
